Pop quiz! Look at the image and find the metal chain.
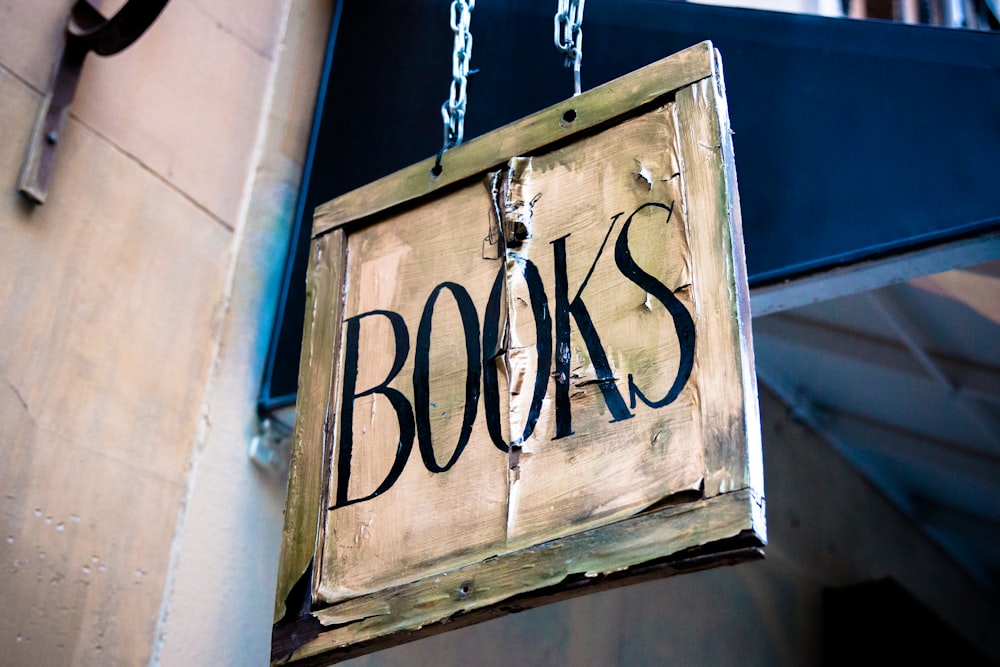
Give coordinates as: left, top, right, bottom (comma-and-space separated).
554, 0, 585, 96
440, 0, 475, 158
436, 0, 584, 169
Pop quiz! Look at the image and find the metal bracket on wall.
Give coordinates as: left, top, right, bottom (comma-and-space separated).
17, 0, 170, 204
248, 416, 294, 476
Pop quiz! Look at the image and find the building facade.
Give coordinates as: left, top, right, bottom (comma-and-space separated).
1, 1, 997, 665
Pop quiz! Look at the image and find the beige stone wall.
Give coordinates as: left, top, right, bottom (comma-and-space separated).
150, 2, 333, 663
0, 1, 326, 664
4, 2, 998, 666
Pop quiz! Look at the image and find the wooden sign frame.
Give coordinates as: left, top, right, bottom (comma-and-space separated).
272, 41, 764, 665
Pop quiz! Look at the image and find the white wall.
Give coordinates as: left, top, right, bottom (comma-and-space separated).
691, 0, 844, 17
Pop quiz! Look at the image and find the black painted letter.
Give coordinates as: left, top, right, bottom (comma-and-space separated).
331, 310, 414, 510
550, 216, 634, 439
482, 260, 552, 451
614, 202, 695, 409
414, 282, 481, 472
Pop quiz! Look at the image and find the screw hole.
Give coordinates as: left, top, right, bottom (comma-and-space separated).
458, 583, 471, 596
431, 163, 444, 178
562, 109, 577, 123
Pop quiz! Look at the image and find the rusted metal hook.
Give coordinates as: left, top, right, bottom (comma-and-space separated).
18, 0, 170, 204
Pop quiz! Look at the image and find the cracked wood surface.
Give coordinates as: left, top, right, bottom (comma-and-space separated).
275, 42, 761, 664
495, 105, 706, 551
274, 230, 347, 622
311, 41, 716, 237
318, 181, 511, 603
294, 491, 759, 664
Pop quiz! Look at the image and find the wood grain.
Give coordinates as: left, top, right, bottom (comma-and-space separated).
498, 104, 705, 551
675, 51, 764, 528
277, 42, 761, 664
290, 491, 759, 664
317, 182, 510, 603
275, 230, 347, 622
312, 42, 715, 236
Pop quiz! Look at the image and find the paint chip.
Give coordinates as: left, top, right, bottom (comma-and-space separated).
634, 160, 654, 191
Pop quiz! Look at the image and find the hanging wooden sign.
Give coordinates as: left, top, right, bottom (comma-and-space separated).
273, 41, 764, 665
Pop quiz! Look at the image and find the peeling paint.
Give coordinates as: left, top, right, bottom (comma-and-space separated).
634, 159, 654, 191
484, 170, 505, 260
509, 364, 526, 397
500, 157, 538, 248
300, 65, 760, 646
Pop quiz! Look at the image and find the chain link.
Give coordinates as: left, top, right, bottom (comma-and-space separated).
554, 0, 585, 96
437, 0, 584, 169
440, 0, 475, 155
